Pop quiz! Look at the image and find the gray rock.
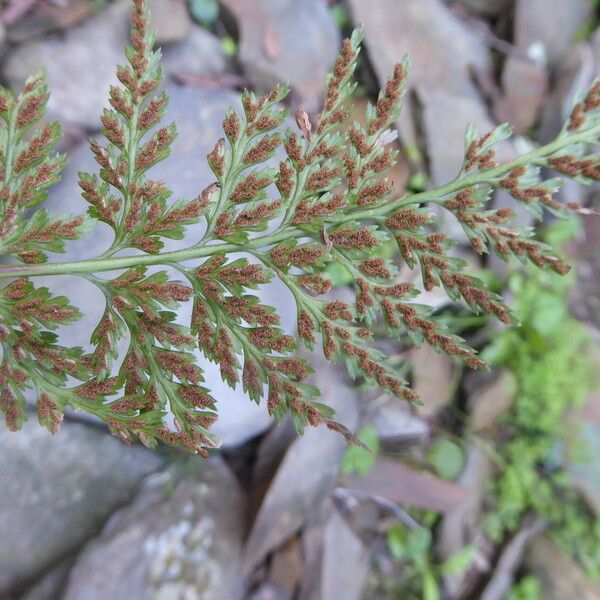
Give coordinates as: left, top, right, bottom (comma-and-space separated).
367, 394, 428, 449
593, 26, 600, 72
4, 0, 225, 98
221, 0, 340, 112
410, 343, 456, 418
525, 536, 600, 600
540, 43, 595, 144
268, 537, 303, 596
494, 57, 549, 134
3, 0, 97, 43
348, 0, 490, 100
320, 511, 369, 600
469, 370, 515, 432
419, 87, 513, 188
4, 0, 130, 129
418, 88, 517, 242
449, 0, 510, 15
498, 0, 592, 139
567, 421, 600, 511
513, 0, 593, 66
569, 217, 600, 330
343, 457, 471, 514
243, 357, 359, 575
161, 25, 230, 80
149, 0, 190, 44
298, 521, 324, 600
18, 558, 73, 600
438, 441, 492, 597
0, 420, 163, 592
251, 418, 297, 500
249, 582, 292, 600
63, 457, 245, 600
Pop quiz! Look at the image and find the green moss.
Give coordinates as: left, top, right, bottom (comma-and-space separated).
508, 575, 542, 600
484, 220, 600, 578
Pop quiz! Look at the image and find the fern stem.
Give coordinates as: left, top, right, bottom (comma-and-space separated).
0, 124, 597, 281
109, 103, 141, 253
340, 125, 600, 224
0, 230, 295, 278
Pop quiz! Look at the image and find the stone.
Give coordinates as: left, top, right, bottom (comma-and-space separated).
250, 418, 297, 519
220, 0, 340, 112
62, 457, 245, 600
579, 392, 600, 426
449, 0, 509, 15
160, 25, 230, 80
0, 419, 163, 593
410, 344, 456, 418
348, 0, 490, 101
525, 536, 600, 600
568, 215, 600, 330
343, 456, 471, 514
249, 582, 292, 600
298, 521, 325, 600
593, 26, 600, 72
3, 0, 130, 129
4, 0, 96, 42
540, 43, 595, 143
268, 537, 303, 594
419, 87, 514, 188
421, 91, 518, 243
438, 442, 494, 597
494, 58, 549, 134
149, 0, 190, 44
567, 421, 600, 511
242, 358, 359, 576
18, 558, 74, 600
366, 394, 429, 448
513, 0, 593, 66
320, 511, 369, 600
469, 370, 515, 431
39, 84, 293, 447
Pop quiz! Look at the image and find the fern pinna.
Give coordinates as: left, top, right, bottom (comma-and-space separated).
0, 0, 598, 455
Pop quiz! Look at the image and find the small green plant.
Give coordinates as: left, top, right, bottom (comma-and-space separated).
428, 437, 464, 481
188, 0, 219, 26
386, 518, 476, 600
1, 0, 600, 453
574, 0, 600, 41
341, 424, 380, 475
484, 219, 600, 578
508, 575, 542, 600
330, 3, 350, 30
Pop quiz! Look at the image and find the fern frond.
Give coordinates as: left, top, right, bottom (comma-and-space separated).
1, 0, 600, 454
